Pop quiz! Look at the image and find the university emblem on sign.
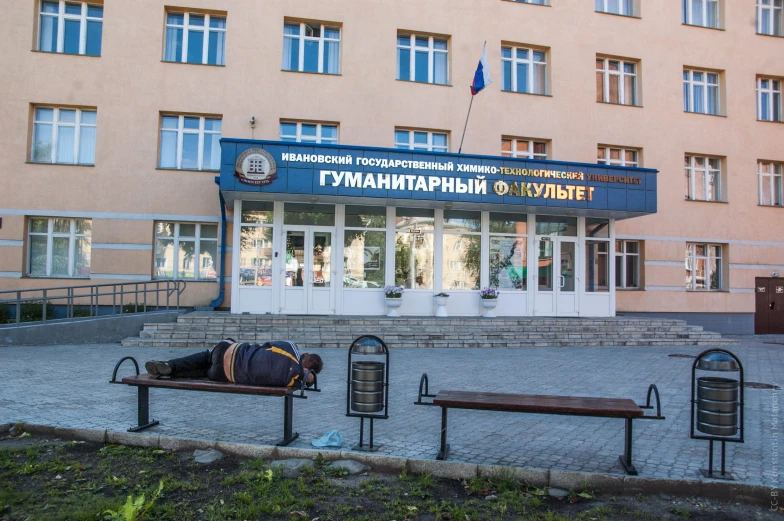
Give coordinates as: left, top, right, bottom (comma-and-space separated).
235, 148, 277, 186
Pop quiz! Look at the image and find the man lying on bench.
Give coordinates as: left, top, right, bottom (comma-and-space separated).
144, 340, 323, 388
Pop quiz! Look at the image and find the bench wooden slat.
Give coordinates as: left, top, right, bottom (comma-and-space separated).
432, 390, 643, 418
121, 374, 295, 396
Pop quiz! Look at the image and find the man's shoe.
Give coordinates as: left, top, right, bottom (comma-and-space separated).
144, 360, 172, 378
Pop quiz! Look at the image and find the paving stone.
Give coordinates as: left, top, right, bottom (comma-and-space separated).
193, 448, 224, 464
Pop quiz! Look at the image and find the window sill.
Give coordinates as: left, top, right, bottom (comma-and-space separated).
686, 289, 729, 293
501, 1, 551, 7
682, 23, 724, 31
281, 69, 342, 77
154, 279, 218, 283
756, 119, 784, 124
758, 204, 784, 209
24, 276, 91, 280
156, 167, 220, 173
683, 111, 727, 118
616, 287, 644, 291
756, 32, 784, 39
595, 11, 641, 19
596, 100, 643, 108
31, 49, 100, 58
395, 79, 452, 88
25, 161, 95, 167
684, 198, 728, 204
161, 60, 225, 68
502, 90, 552, 98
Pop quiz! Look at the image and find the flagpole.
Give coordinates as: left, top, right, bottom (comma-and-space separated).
458, 95, 474, 154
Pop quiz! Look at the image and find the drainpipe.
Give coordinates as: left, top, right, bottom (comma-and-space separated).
207, 178, 227, 309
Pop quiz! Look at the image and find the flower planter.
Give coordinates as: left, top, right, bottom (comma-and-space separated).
434, 296, 449, 317
385, 298, 402, 317
480, 298, 498, 318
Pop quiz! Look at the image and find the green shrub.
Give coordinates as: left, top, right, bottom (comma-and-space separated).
122, 302, 142, 314
0, 303, 10, 323
19, 301, 55, 322
72, 307, 92, 318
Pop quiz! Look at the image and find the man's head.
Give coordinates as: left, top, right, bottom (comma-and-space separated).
302, 353, 323, 386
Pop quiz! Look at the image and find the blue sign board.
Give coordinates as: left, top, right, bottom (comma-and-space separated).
220, 139, 657, 216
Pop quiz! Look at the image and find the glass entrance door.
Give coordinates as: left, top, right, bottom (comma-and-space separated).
282, 227, 334, 314
533, 236, 578, 316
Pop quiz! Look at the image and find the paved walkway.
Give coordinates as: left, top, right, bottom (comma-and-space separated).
1, 336, 781, 487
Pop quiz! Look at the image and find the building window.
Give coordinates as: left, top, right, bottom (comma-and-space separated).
28, 217, 91, 277
686, 243, 723, 290
501, 137, 547, 159
280, 121, 338, 144
758, 78, 782, 121
159, 115, 221, 170
597, 146, 638, 167
596, 57, 638, 106
595, 0, 634, 16
757, 0, 783, 36
502, 46, 547, 94
683, 0, 720, 28
154, 223, 218, 280
239, 202, 274, 287
32, 107, 96, 165
442, 211, 481, 291
38, 1, 103, 56
489, 212, 527, 291
394, 129, 448, 152
615, 240, 640, 289
585, 219, 610, 293
685, 155, 722, 201
397, 33, 449, 85
758, 161, 783, 206
283, 22, 340, 74
344, 206, 386, 289
683, 69, 720, 115
164, 12, 226, 65
395, 208, 435, 290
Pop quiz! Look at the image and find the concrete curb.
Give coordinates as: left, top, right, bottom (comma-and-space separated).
7, 422, 779, 506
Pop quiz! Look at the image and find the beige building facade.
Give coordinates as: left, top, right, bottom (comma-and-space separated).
1, 0, 783, 333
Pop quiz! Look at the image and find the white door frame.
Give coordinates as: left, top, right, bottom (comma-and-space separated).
280, 225, 336, 314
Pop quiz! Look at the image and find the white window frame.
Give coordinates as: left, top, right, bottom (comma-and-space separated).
164, 11, 226, 65
27, 217, 91, 278
159, 114, 222, 171
154, 222, 218, 281
685, 155, 722, 202
38, 1, 103, 55
397, 33, 449, 85
501, 137, 548, 159
394, 129, 449, 152
757, 0, 784, 35
597, 146, 639, 167
757, 77, 783, 121
596, 57, 638, 106
280, 121, 339, 144
595, 0, 635, 16
683, 69, 721, 115
758, 161, 784, 206
283, 22, 341, 74
615, 240, 640, 289
501, 46, 547, 95
683, 0, 720, 28
32, 106, 97, 165
685, 243, 723, 291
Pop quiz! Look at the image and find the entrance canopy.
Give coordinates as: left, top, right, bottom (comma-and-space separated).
219, 139, 657, 220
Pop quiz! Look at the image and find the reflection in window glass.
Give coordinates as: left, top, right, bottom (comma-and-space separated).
490, 237, 527, 290
284, 203, 335, 226
154, 223, 217, 280
241, 201, 274, 224
343, 231, 385, 289
535, 216, 577, 236
395, 208, 434, 289
585, 240, 610, 292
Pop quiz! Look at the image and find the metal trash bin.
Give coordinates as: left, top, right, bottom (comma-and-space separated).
690, 349, 744, 480
350, 361, 385, 413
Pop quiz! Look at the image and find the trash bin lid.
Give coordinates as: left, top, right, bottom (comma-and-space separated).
350, 335, 386, 354
696, 351, 740, 372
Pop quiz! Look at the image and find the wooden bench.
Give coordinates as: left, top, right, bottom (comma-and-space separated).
110, 357, 318, 446
415, 374, 664, 475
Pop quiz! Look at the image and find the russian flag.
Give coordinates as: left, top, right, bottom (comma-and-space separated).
470, 42, 493, 95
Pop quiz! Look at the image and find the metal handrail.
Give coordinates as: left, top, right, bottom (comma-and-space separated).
0, 280, 186, 327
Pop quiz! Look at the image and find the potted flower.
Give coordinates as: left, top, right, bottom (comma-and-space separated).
479, 287, 499, 318
434, 292, 450, 317
384, 285, 404, 317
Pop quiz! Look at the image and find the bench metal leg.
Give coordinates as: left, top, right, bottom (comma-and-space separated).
436, 406, 450, 460
277, 395, 299, 446
128, 386, 159, 432
618, 418, 637, 475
